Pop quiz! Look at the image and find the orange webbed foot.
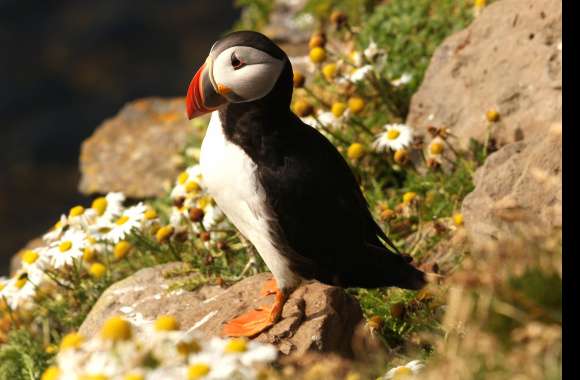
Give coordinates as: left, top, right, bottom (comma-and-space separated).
260, 278, 278, 296
222, 289, 286, 338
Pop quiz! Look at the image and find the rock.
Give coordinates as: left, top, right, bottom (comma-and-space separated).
79, 263, 365, 357
262, 0, 312, 48
407, 0, 562, 148
79, 98, 199, 198
461, 124, 561, 246
262, 0, 312, 75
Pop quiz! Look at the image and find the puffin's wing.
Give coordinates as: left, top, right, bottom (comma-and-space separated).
258, 117, 423, 289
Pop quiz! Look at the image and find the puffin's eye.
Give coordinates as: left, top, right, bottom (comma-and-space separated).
231, 52, 245, 70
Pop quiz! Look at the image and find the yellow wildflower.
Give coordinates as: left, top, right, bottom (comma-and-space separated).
309, 47, 327, 63
347, 143, 365, 160
89, 263, 107, 279
188, 364, 211, 380
154, 315, 180, 331
113, 241, 132, 260
101, 316, 132, 341
156, 225, 174, 243
348, 97, 365, 114
60, 332, 84, 351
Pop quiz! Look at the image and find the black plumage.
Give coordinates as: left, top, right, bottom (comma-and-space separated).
217, 32, 425, 290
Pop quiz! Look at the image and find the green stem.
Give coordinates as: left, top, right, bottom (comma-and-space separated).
303, 86, 331, 109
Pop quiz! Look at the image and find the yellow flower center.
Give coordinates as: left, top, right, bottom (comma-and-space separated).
387, 129, 400, 140
155, 225, 174, 243
293, 71, 305, 87
185, 181, 201, 194
292, 99, 313, 117
474, 0, 486, 8
15, 273, 28, 289
453, 213, 464, 226
430, 142, 444, 155
188, 364, 211, 379
178, 171, 189, 185
92, 197, 108, 216
322, 63, 337, 80
98, 226, 112, 234
53, 220, 64, 230
101, 316, 132, 341
59, 241, 73, 253
89, 263, 107, 278
79, 375, 109, 380
331, 102, 346, 118
0, 283, 5, 292
123, 374, 144, 380
225, 338, 248, 353
403, 192, 417, 204
21, 250, 39, 265
486, 108, 500, 122
345, 372, 362, 380
41, 366, 61, 380
394, 149, 409, 164
115, 215, 130, 225
347, 143, 365, 160
83, 247, 95, 262
45, 344, 58, 354
177, 339, 201, 355
348, 97, 365, 114
114, 241, 132, 260
154, 315, 180, 331
309, 47, 327, 63
393, 367, 413, 379
197, 197, 214, 210
69, 205, 85, 217
144, 209, 158, 220
60, 332, 85, 350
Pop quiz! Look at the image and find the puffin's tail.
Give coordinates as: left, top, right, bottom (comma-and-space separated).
343, 244, 426, 290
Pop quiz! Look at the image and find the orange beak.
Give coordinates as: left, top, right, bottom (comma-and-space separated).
186, 61, 227, 120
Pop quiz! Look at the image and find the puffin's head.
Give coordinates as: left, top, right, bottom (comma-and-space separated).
186, 31, 291, 119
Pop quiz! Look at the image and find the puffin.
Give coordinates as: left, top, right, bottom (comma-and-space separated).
186, 31, 426, 338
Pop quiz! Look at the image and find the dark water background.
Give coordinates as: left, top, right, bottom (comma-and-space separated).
0, 0, 240, 274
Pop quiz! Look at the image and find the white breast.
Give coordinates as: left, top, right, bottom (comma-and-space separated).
199, 112, 301, 290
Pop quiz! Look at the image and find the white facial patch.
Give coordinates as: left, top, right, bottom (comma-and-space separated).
211, 46, 285, 102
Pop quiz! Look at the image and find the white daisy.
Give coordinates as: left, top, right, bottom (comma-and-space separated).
364, 40, 386, 61
316, 110, 345, 130
171, 165, 204, 200
349, 50, 364, 67
382, 360, 425, 379
391, 73, 413, 87
1, 270, 38, 309
427, 136, 446, 164
209, 337, 278, 366
67, 205, 98, 229
104, 203, 147, 243
189, 351, 243, 380
299, 115, 318, 129
201, 203, 224, 230
373, 124, 414, 152
20, 247, 49, 284
92, 192, 126, 223
48, 229, 87, 268
349, 65, 374, 83
43, 214, 69, 243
